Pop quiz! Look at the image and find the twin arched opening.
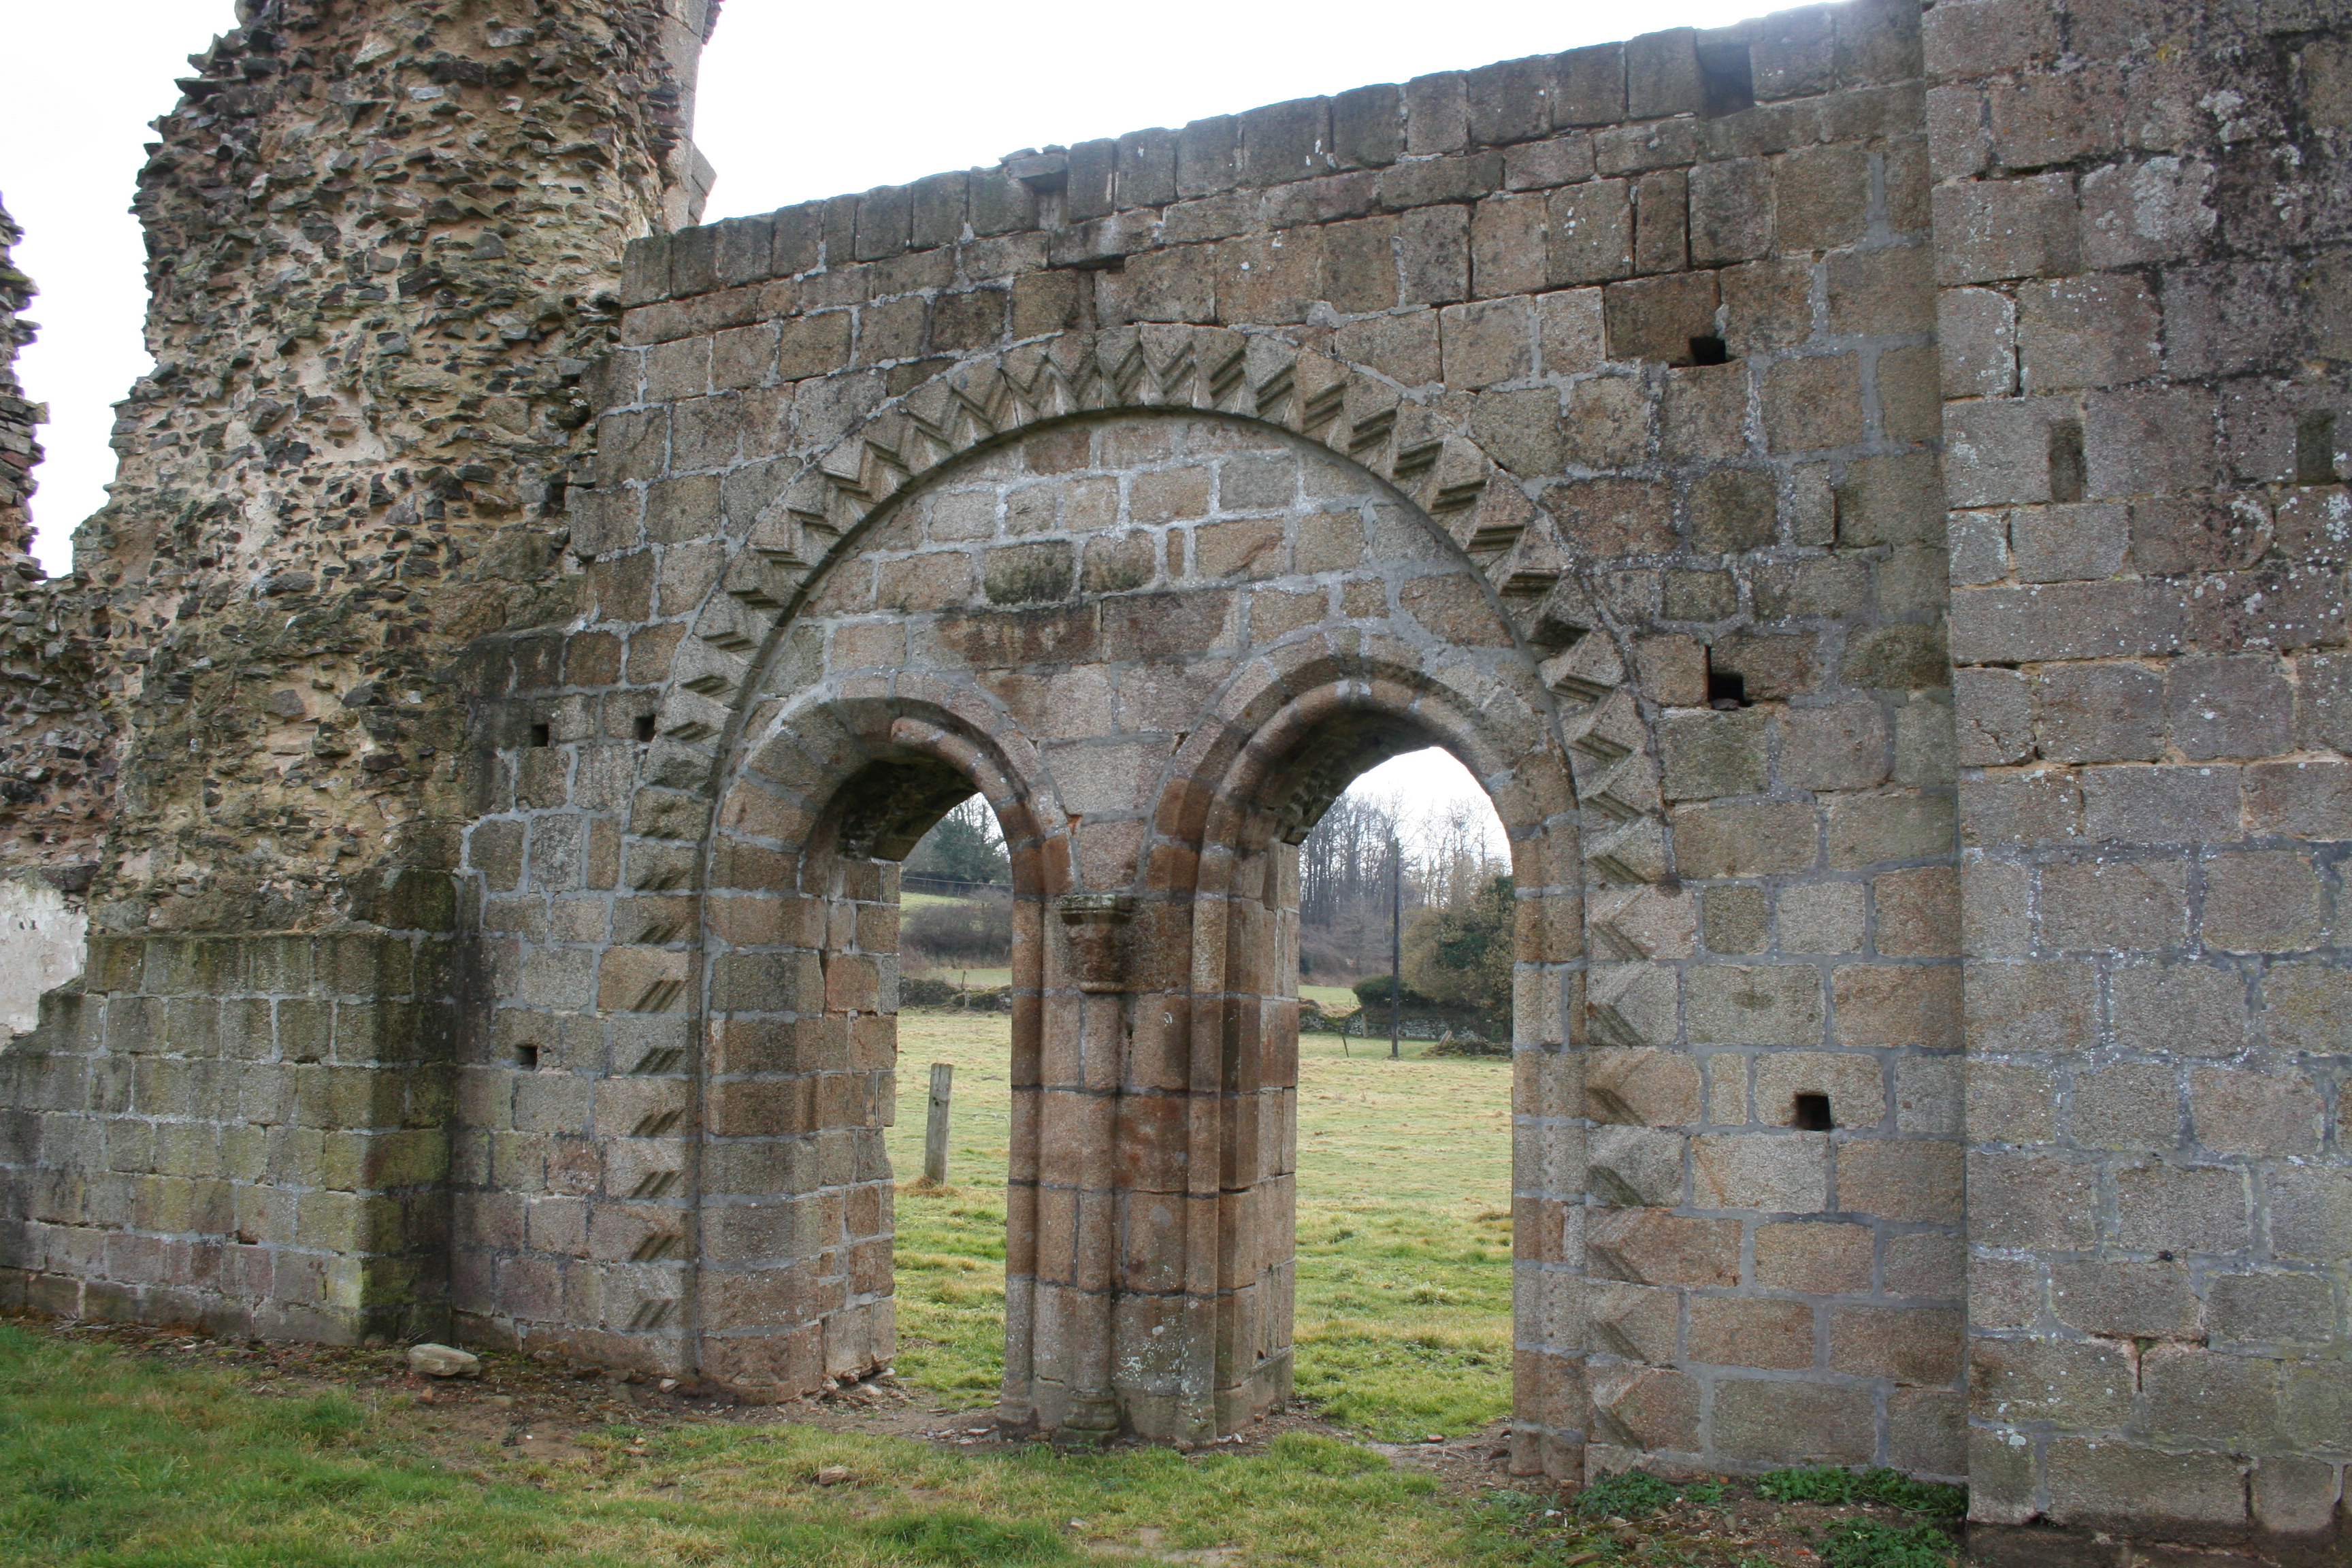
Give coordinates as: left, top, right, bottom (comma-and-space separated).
679, 405, 1587, 1469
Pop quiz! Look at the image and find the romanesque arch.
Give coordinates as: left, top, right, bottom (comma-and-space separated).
677, 381, 1590, 1466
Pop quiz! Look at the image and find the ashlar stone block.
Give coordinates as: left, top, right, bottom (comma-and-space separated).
1692, 1130, 1828, 1213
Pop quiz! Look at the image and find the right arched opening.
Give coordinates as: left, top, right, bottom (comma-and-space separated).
1192, 704, 1575, 1476
1286, 744, 1519, 1448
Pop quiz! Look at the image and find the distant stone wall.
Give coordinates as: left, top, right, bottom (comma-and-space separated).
0, 198, 112, 883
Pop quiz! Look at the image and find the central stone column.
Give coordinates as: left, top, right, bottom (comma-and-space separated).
1001, 892, 1138, 1437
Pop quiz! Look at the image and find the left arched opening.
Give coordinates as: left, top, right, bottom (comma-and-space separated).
696, 742, 1043, 1407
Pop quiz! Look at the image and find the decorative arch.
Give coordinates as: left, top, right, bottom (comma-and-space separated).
1138, 663, 1586, 1471
689, 695, 1059, 1396
646, 325, 1597, 783
623, 340, 1646, 1471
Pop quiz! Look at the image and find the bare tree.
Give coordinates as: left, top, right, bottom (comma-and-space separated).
1296, 760, 1509, 980
1416, 796, 1508, 912
1300, 789, 1403, 928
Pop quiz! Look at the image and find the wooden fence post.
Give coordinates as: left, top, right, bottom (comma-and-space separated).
924, 1062, 953, 1186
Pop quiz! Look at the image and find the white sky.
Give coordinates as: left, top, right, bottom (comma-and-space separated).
1351, 747, 1509, 858
1, 0, 1789, 826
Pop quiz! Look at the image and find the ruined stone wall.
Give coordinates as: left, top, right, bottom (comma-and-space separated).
1930, 0, 2352, 1557
0, 200, 113, 884
78, 0, 715, 936
4, 0, 2352, 1555
0, 0, 717, 1343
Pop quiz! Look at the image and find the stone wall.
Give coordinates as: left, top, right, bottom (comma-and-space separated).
1929, 0, 2352, 1556
0, 0, 717, 1345
0, 885, 458, 1341
75, 0, 715, 937
522, 0, 1965, 1485
0, 1, 2349, 1559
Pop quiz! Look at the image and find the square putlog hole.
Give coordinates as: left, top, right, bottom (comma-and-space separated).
1696, 39, 1755, 119
1604, 272, 1722, 366
1792, 1092, 1833, 1131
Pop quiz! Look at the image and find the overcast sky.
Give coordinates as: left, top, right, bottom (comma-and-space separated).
0, 0, 1790, 833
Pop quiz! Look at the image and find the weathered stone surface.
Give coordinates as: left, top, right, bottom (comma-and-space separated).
0, 1, 2342, 1539
407, 1342, 480, 1377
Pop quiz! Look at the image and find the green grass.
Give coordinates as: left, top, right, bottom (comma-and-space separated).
1818, 1518, 1960, 1567
1754, 1467, 1967, 1518
0, 1324, 1541, 1567
1574, 1469, 1724, 1519
1299, 983, 1361, 1013
887, 1016, 1516, 1441
1, 1016, 1967, 1567
906, 966, 1012, 991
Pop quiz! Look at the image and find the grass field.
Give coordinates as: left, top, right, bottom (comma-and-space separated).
0, 1323, 1525, 1567
887, 1013, 1514, 1441
906, 966, 1014, 992
1298, 983, 1360, 1014
0, 1320, 1957, 1568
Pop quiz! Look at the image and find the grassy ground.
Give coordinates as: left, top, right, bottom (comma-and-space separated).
907, 966, 1013, 992
0, 1323, 1514, 1567
0, 1319, 1959, 1567
887, 1015, 1515, 1441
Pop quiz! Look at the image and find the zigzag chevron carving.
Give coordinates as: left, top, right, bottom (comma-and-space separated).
651, 326, 1581, 753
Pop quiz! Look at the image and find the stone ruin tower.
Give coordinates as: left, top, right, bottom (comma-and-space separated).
4, 1, 2352, 1561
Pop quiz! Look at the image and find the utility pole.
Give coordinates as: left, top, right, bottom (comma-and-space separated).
1389, 834, 1402, 1060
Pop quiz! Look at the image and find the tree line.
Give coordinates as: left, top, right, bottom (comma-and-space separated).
900, 781, 1515, 1027
1298, 789, 1512, 1026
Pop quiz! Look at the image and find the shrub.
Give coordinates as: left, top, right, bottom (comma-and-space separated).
904, 897, 1011, 967
1351, 974, 1437, 1010
901, 975, 962, 1009
1402, 875, 1514, 1019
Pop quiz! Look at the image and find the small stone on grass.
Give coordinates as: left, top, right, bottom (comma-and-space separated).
406, 1343, 480, 1378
